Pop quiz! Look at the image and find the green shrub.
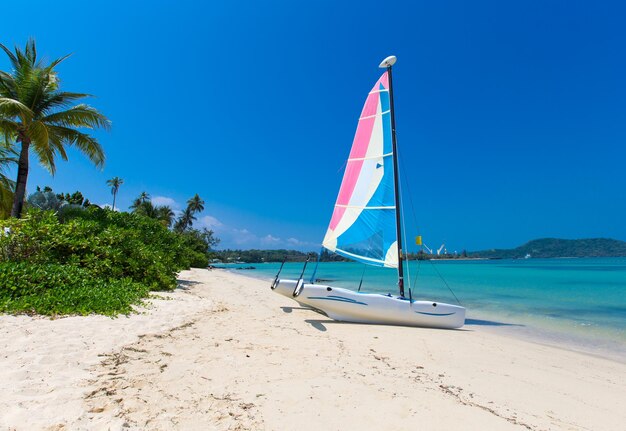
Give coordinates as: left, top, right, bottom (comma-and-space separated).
0, 208, 191, 291
0, 207, 218, 316
0, 262, 148, 316
178, 229, 212, 268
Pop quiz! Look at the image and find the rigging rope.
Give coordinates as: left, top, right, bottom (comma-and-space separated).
397, 138, 463, 306
396, 143, 412, 296
412, 258, 422, 293
429, 260, 463, 306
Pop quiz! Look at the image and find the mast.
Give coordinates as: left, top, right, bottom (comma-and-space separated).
379, 55, 405, 297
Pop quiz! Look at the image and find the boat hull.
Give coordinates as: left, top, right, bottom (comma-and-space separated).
272, 279, 465, 329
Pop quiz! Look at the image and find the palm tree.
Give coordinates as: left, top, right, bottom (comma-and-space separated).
187, 194, 205, 214
173, 194, 204, 232
129, 191, 150, 211
131, 199, 158, 219
106, 176, 123, 211
174, 206, 196, 232
156, 205, 175, 228
129, 198, 173, 228
0, 39, 110, 218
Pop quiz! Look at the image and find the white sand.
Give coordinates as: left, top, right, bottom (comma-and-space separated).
1, 268, 624, 430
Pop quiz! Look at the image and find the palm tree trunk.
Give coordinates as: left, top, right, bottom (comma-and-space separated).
112, 191, 117, 211
10, 140, 30, 218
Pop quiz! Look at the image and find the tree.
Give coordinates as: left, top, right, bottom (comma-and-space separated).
106, 176, 123, 211
187, 194, 205, 214
138, 191, 150, 203
156, 205, 175, 228
57, 191, 85, 206
174, 206, 196, 232
0, 39, 110, 218
131, 199, 158, 219
67, 191, 85, 206
174, 194, 205, 232
129, 191, 150, 211
27, 189, 63, 211
128, 192, 173, 228
181, 228, 220, 254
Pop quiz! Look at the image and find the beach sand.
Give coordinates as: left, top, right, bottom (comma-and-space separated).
1, 268, 624, 430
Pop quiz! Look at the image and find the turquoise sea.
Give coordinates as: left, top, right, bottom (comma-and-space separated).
220, 258, 626, 360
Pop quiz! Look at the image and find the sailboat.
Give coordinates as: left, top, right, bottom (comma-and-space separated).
272, 56, 466, 329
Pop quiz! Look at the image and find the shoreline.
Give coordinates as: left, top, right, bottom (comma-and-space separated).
2, 268, 625, 430
222, 267, 626, 364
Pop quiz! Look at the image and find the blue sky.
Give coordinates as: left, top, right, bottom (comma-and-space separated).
2, 0, 625, 252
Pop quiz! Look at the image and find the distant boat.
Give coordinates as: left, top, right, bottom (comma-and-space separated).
272, 56, 465, 329
525, 253, 531, 259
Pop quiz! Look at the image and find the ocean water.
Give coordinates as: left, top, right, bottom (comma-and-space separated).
220, 258, 626, 360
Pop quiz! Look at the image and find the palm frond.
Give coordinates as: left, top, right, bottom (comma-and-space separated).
24, 38, 37, 64
0, 142, 17, 217
0, 71, 18, 98
0, 175, 14, 190
0, 182, 14, 218
46, 53, 72, 71
47, 124, 105, 168
50, 136, 69, 161
37, 91, 91, 113
14, 39, 41, 69
0, 141, 18, 159
43, 104, 111, 130
0, 145, 18, 182
20, 67, 54, 113
0, 118, 19, 142
0, 43, 19, 69
30, 121, 56, 174
0, 97, 34, 121
29, 120, 50, 149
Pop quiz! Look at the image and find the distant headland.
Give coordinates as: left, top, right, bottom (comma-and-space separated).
467, 238, 626, 259
212, 238, 626, 263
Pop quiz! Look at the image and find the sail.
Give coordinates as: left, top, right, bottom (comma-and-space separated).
322, 72, 398, 268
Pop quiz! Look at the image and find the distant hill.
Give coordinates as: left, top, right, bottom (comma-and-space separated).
469, 238, 626, 259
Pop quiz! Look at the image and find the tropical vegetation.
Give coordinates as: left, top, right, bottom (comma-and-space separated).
25, 186, 92, 212
127, 191, 219, 265
0, 202, 219, 315
129, 192, 176, 228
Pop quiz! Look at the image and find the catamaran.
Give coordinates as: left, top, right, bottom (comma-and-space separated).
272, 56, 466, 329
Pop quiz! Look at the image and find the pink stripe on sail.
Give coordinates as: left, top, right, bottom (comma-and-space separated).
328, 72, 388, 231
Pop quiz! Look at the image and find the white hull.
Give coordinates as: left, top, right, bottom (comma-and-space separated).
272, 279, 465, 329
